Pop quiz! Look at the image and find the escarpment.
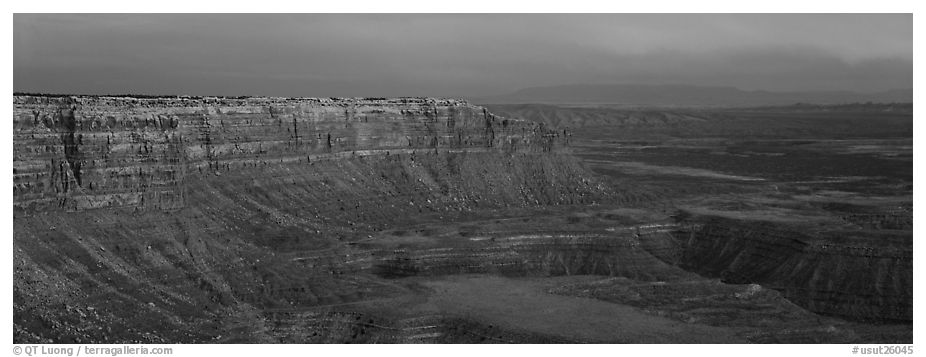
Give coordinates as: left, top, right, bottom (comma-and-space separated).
13, 95, 910, 343
14, 96, 576, 213
13, 95, 617, 343
669, 217, 912, 322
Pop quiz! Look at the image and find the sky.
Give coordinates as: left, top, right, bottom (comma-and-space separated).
13, 13, 913, 97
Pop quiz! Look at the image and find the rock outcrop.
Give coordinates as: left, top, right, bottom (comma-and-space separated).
14, 95, 615, 343
670, 217, 912, 322
14, 96, 566, 213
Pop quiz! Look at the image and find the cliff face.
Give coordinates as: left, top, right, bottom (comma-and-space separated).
14, 95, 618, 343
671, 217, 912, 322
14, 96, 565, 213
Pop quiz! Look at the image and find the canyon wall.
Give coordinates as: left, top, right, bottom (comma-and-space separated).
14, 96, 566, 213
14, 95, 616, 343
671, 217, 912, 322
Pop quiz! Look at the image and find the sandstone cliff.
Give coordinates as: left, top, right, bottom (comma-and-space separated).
14, 96, 568, 213
14, 95, 616, 343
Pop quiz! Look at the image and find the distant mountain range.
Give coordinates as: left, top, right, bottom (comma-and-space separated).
468, 84, 913, 107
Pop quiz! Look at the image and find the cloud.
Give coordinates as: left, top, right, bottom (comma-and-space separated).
14, 14, 912, 96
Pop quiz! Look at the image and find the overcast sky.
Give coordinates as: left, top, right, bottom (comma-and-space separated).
14, 14, 912, 97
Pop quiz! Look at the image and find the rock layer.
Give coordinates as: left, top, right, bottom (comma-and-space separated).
14, 96, 565, 213
13, 95, 613, 343
670, 217, 912, 322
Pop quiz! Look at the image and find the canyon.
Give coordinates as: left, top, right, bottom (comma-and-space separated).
13, 95, 912, 343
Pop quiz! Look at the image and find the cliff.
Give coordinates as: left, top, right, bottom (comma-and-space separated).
14, 96, 567, 213
672, 217, 912, 322
14, 95, 617, 343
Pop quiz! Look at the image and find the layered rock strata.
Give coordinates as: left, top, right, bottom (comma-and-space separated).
14, 96, 565, 213
13, 95, 613, 343
671, 217, 912, 322
13, 95, 909, 343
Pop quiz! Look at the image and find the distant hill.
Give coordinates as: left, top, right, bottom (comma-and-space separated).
470, 84, 913, 107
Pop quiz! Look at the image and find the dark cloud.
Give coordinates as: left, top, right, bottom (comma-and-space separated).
14, 14, 912, 96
